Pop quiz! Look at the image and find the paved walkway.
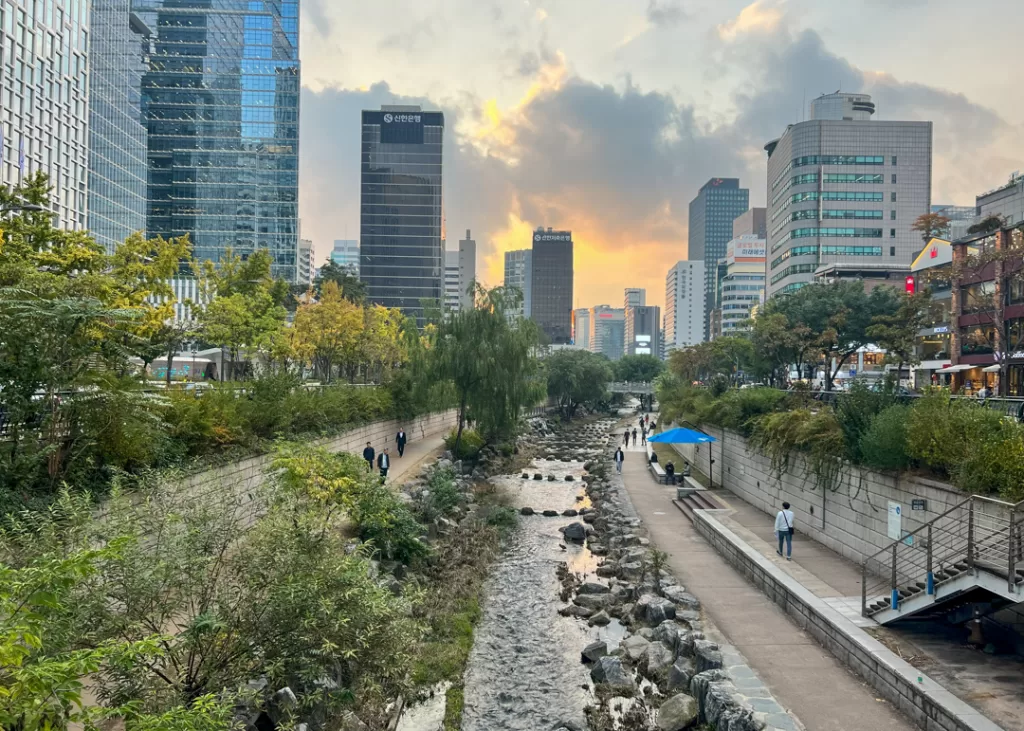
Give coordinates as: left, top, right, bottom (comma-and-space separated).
619, 448, 915, 731
377, 432, 447, 486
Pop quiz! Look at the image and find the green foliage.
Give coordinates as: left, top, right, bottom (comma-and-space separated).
858, 405, 912, 472
418, 464, 462, 522
833, 382, 898, 463
750, 407, 845, 491
352, 481, 430, 563
546, 349, 614, 421
614, 355, 664, 383
444, 428, 485, 461
657, 383, 785, 437
315, 260, 367, 305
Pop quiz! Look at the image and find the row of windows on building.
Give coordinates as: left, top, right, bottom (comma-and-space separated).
771, 155, 899, 191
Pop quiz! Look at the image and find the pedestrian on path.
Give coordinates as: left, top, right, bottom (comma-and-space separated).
775, 501, 795, 560
641, 428, 647, 446
362, 442, 376, 472
396, 428, 407, 457
614, 447, 625, 473
377, 448, 391, 481
623, 429, 630, 446
631, 428, 638, 446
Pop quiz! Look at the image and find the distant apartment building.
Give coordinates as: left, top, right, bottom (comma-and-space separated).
589, 305, 625, 361
444, 249, 461, 312
719, 234, 766, 336
503, 249, 532, 318
665, 261, 706, 351
297, 239, 314, 287
530, 228, 574, 344
330, 240, 360, 274
733, 208, 767, 240
625, 288, 646, 308
764, 93, 932, 298
625, 305, 662, 357
456, 229, 477, 312
688, 178, 750, 339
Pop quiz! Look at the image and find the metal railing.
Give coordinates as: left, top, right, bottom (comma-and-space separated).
861, 495, 1024, 617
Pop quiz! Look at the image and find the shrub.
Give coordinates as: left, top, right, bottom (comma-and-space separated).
750, 407, 845, 491
419, 465, 462, 521
905, 393, 1005, 477
352, 481, 430, 563
858, 405, 911, 472
706, 388, 788, 436
834, 382, 897, 463
953, 423, 1024, 498
444, 429, 485, 461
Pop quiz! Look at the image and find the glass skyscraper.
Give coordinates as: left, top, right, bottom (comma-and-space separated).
0, 0, 90, 230
359, 106, 444, 323
530, 228, 573, 345
136, 0, 300, 281
87, 0, 150, 251
688, 178, 749, 341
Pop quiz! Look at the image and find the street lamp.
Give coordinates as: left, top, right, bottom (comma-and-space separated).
0, 201, 47, 215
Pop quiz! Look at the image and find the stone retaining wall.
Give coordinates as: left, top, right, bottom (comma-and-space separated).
692, 510, 1002, 731
672, 427, 1007, 566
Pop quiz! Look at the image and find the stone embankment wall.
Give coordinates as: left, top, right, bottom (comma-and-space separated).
169, 410, 459, 522
672, 427, 1008, 565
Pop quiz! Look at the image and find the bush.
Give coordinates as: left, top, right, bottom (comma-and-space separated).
905, 393, 1006, 477
444, 429, 485, 461
834, 382, 897, 463
954, 423, 1024, 498
858, 405, 911, 472
419, 465, 461, 521
705, 388, 788, 436
352, 481, 430, 563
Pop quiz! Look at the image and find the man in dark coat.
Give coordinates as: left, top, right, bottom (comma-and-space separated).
362, 442, 375, 472
396, 428, 408, 457
377, 448, 391, 481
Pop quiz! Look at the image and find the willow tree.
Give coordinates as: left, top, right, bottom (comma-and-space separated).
427, 286, 542, 455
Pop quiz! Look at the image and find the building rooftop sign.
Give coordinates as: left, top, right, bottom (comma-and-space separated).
910, 238, 952, 272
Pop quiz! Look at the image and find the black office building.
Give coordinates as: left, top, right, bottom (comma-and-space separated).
530, 228, 574, 344
360, 106, 444, 323
687, 178, 749, 340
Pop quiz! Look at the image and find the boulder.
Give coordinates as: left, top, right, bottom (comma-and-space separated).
561, 523, 588, 543
562, 509, 579, 517
665, 657, 696, 692
588, 610, 611, 627
581, 640, 608, 663
656, 693, 699, 731
590, 544, 608, 556
590, 656, 635, 691
619, 561, 644, 581
521, 473, 530, 479
653, 620, 681, 651
596, 562, 619, 578
621, 635, 651, 662
547, 475, 557, 481
559, 605, 595, 619
694, 639, 723, 673
520, 506, 535, 516
543, 510, 560, 517
565, 475, 575, 481
662, 585, 701, 612
533, 473, 544, 480
577, 581, 610, 595
634, 594, 677, 625
574, 593, 610, 610
645, 640, 675, 679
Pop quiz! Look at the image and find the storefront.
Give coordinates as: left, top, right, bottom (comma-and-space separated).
937, 364, 998, 395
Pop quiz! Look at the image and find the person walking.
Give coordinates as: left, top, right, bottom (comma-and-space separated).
623, 429, 631, 446
396, 428, 407, 457
614, 447, 625, 473
640, 428, 647, 446
377, 448, 391, 481
362, 442, 375, 472
775, 501, 795, 560
631, 428, 638, 446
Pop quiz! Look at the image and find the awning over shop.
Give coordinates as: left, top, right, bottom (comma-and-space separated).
917, 360, 952, 371
983, 365, 1002, 373
937, 364, 975, 374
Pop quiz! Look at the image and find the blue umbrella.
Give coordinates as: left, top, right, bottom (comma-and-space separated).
648, 427, 717, 444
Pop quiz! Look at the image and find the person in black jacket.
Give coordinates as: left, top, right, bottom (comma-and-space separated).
396, 428, 407, 457
377, 448, 391, 481
362, 442, 375, 472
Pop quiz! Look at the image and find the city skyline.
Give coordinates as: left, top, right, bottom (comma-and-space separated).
297, 0, 1024, 311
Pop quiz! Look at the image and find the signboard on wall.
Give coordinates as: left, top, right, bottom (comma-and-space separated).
887, 501, 902, 540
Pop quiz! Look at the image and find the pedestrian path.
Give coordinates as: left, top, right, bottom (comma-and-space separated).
619, 452, 915, 731
384, 432, 446, 485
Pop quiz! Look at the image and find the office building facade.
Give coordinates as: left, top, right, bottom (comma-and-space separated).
624, 288, 646, 308
503, 248, 532, 318
688, 178, 750, 339
87, 0, 150, 251
589, 305, 625, 361
444, 249, 460, 312
456, 229, 476, 312
530, 228, 573, 344
0, 0, 91, 231
665, 261, 706, 352
359, 106, 444, 322
719, 234, 765, 336
733, 207, 767, 239
574, 307, 590, 350
625, 305, 661, 357
330, 239, 360, 274
764, 93, 932, 299
297, 238, 313, 286
976, 174, 1024, 229
136, 0, 300, 281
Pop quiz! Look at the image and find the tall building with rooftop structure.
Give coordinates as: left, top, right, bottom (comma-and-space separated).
503, 248, 532, 318
764, 92, 932, 299
530, 227, 573, 344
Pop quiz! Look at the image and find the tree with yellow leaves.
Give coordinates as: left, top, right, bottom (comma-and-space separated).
292, 281, 364, 383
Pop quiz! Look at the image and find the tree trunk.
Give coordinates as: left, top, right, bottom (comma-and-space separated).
454, 393, 467, 458
166, 352, 175, 385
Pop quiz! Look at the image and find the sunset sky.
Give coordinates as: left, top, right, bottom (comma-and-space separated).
297, 0, 1024, 310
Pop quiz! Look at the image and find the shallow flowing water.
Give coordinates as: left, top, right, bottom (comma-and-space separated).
460, 424, 627, 731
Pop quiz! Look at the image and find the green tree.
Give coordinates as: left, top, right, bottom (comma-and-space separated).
546, 349, 613, 421
614, 354, 664, 383
314, 260, 367, 305
749, 312, 812, 386
292, 280, 364, 383
866, 290, 931, 382
911, 212, 951, 245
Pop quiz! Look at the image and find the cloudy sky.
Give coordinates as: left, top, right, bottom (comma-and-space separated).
298, 0, 1024, 310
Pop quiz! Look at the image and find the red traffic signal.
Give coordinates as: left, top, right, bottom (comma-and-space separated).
905, 276, 916, 294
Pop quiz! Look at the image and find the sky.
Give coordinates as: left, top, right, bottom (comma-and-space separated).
297, 0, 1024, 311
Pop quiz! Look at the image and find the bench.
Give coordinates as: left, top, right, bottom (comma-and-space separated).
649, 461, 668, 484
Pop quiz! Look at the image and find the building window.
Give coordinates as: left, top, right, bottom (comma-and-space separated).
960, 324, 996, 356
891, 210, 896, 220
891, 192, 897, 202
892, 174, 897, 184
890, 246, 896, 256
961, 280, 997, 314
890, 229, 896, 238
892, 156, 897, 165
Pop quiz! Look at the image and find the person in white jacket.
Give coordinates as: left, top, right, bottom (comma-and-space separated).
774, 502, 795, 560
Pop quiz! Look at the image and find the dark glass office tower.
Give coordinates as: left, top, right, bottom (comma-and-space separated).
87, 0, 150, 252
137, 0, 300, 281
360, 106, 444, 323
688, 178, 749, 340
530, 228, 574, 345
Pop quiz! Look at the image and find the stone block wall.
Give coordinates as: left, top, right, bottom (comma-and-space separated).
672, 426, 1007, 565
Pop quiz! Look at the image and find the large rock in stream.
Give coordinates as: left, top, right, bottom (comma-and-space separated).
656, 693, 699, 731
561, 522, 588, 543
589, 656, 635, 691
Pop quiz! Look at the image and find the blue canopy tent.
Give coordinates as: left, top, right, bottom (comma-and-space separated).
647, 425, 720, 488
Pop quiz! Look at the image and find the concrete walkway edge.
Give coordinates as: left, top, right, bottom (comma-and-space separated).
693, 509, 1004, 731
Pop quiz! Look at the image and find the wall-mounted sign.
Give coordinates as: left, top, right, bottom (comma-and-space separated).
912, 499, 927, 511
887, 501, 902, 540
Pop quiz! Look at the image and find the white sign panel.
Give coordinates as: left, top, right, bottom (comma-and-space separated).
887, 501, 902, 541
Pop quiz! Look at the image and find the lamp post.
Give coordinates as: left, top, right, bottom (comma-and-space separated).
0, 201, 47, 215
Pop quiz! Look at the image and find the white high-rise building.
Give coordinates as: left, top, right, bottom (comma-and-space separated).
297, 239, 314, 287
588, 305, 625, 361
665, 261, 706, 351
457, 229, 477, 311
764, 93, 933, 298
1, 0, 91, 230
330, 240, 360, 274
503, 249, 532, 318
624, 288, 646, 308
444, 249, 461, 312
574, 308, 590, 350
